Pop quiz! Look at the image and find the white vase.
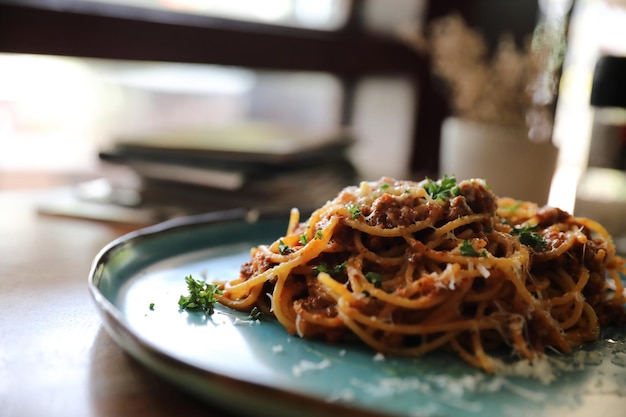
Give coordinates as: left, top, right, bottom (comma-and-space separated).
439, 117, 558, 205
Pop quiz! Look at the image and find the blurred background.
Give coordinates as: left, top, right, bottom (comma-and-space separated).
1, 0, 626, 232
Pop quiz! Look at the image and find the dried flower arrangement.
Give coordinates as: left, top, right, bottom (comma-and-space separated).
400, 14, 566, 142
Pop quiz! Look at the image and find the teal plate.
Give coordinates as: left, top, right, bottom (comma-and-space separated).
89, 210, 626, 417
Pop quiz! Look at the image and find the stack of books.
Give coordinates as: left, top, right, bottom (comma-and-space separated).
95, 122, 358, 218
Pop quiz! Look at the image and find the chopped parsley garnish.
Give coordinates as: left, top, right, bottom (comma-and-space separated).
314, 261, 347, 277
248, 306, 263, 320
278, 240, 293, 255
380, 183, 390, 190
149, 302, 155, 310
315, 229, 324, 240
348, 203, 361, 219
178, 275, 223, 315
511, 226, 548, 251
365, 272, 384, 288
424, 175, 460, 201
314, 264, 330, 275
299, 233, 308, 245
459, 240, 486, 257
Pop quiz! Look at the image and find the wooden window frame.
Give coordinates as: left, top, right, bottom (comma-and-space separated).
0, 0, 475, 176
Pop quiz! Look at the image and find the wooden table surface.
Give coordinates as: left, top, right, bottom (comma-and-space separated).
0, 185, 238, 417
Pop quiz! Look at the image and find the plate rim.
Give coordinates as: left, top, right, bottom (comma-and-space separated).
87, 209, 390, 417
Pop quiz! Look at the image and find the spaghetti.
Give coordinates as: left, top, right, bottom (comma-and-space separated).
217, 176, 626, 372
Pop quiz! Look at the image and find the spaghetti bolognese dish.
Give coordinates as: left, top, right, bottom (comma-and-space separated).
217, 176, 626, 372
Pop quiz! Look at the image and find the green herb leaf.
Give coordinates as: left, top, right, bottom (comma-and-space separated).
278, 240, 293, 255
511, 226, 547, 251
424, 175, 460, 201
334, 261, 347, 274
313, 261, 347, 277
299, 233, 308, 245
248, 306, 263, 320
347, 203, 361, 219
178, 275, 223, 315
380, 183, 390, 190
315, 229, 324, 240
365, 272, 384, 288
459, 240, 486, 257
314, 263, 329, 275
149, 302, 155, 310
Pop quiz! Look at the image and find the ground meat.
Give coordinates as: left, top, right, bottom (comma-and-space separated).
447, 195, 473, 220
240, 249, 273, 280
239, 261, 256, 281
365, 179, 497, 229
536, 206, 571, 227
458, 179, 498, 215
368, 193, 432, 228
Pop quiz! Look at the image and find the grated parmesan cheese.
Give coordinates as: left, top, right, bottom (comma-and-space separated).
266, 292, 274, 312
291, 358, 332, 378
476, 262, 490, 278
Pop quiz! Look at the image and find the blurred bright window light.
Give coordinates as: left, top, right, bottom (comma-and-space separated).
548, 0, 626, 211
0, 54, 257, 173
94, 60, 256, 95
0, 54, 103, 172
80, 0, 350, 29
0, 52, 344, 175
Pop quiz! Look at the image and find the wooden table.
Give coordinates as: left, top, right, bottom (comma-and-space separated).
0, 186, 236, 417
